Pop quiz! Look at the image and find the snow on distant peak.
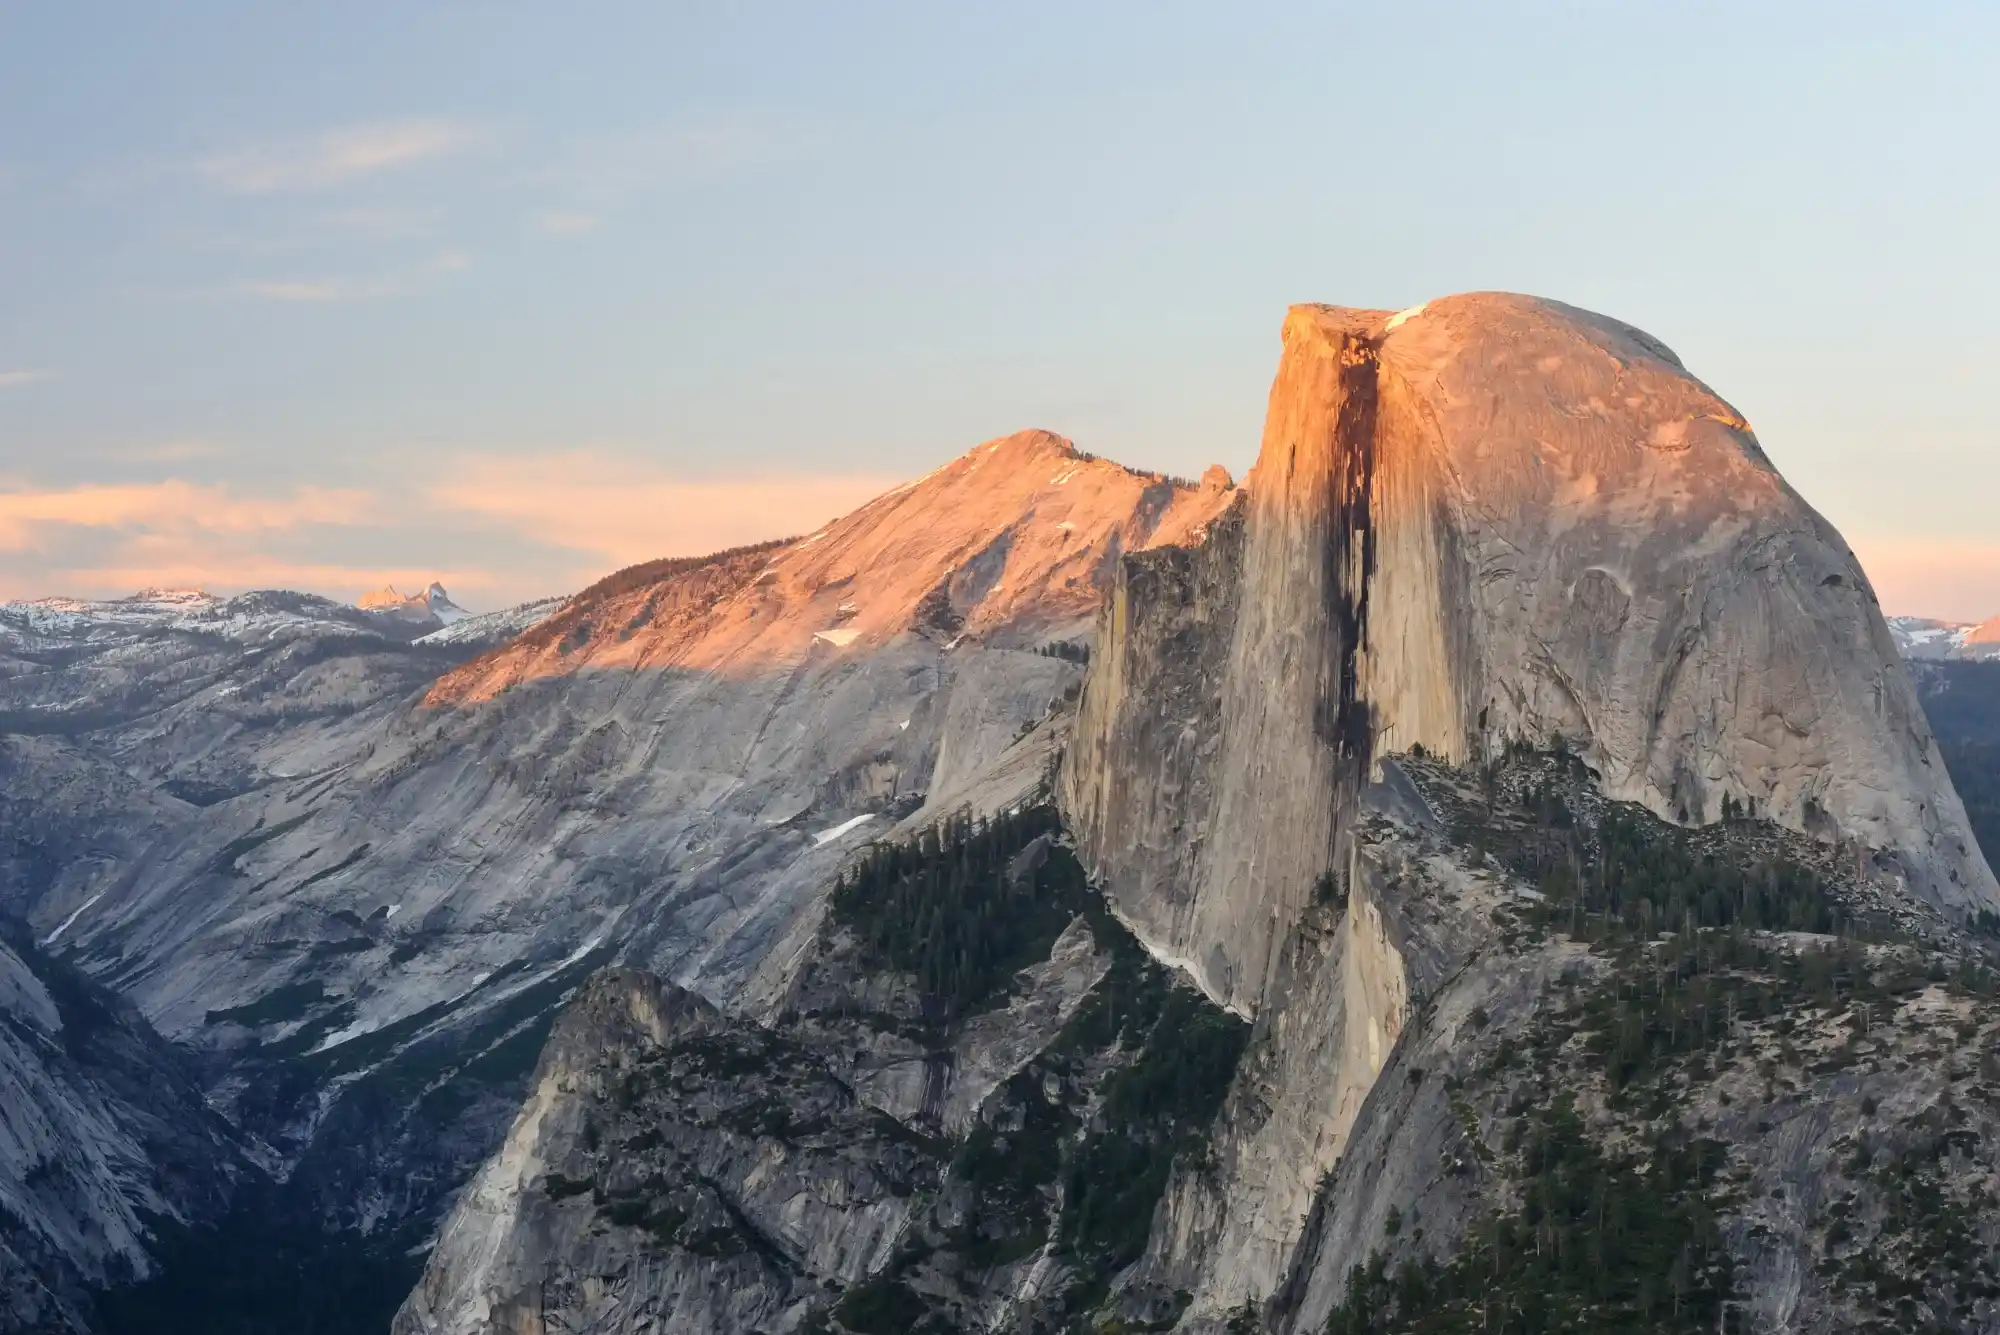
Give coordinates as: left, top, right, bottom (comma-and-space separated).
422, 582, 469, 624
359, 581, 469, 625
1887, 614, 2000, 661
124, 587, 215, 606
414, 596, 566, 649
0, 586, 381, 646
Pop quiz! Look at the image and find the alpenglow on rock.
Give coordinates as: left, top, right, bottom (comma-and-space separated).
1052, 292, 2000, 1323
1066, 293, 1997, 1016
0, 427, 1234, 1329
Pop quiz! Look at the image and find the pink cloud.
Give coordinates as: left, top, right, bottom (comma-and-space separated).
428, 452, 901, 573
0, 480, 368, 550
0, 454, 906, 608
0, 479, 386, 601
59, 559, 494, 605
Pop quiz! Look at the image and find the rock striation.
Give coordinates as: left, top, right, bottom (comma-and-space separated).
7, 430, 1232, 1317
1060, 292, 2000, 1321
1068, 294, 1995, 1008
0, 917, 251, 1334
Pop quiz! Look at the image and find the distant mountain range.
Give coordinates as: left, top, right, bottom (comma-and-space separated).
1887, 614, 2000, 660
0, 582, 556, 649
9, 294, 2000, 1335
355, 581, 471, 626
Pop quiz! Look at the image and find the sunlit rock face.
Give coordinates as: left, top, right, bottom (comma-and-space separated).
428, 429, 1231, 704
26, 429, 1234, 1264
1059, 291, 1999, 1321
1067, 293, 1996, 1020
1362, 293, 1989, 919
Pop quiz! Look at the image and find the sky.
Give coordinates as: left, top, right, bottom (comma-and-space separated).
2, 2, 1997, 616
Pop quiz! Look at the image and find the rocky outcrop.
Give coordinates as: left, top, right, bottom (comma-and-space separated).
1264, 751, 2000, 1335
6, 430, 1233, 1314
1069, 297, 1993, 1010
0, 918, 252, 1334
1061, 292, 2000, 1325
394, 809, 1251, 1335
392, 969, 931, 1335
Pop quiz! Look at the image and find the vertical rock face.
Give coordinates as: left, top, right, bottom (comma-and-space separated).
391, 970, 935, 1335
1369, 295, 1991, 916
1060, 291, 1999, 1320
1066, 295, 1996, 1013
0, 919, 250, 1335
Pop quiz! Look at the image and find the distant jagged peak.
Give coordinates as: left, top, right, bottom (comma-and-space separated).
121, 586, 215, 605
359, 581, 469, 624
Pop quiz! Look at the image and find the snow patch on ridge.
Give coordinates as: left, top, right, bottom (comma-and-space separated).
813, 814, 874, 846
41, 892, 103, 947
1384, 302, 1427, 332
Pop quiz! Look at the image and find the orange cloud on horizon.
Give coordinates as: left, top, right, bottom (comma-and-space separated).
0, 457, 905, 609
8, 466, 2000, 626
427, 452, 902, 574
0, 479, 370, 550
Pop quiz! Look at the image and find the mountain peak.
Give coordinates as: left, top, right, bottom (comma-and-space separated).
122, 587, 213, 605
426, 430, 1234, 707
962, 427, 1077, 464
1068, 291, 1996, 1026
357, 585, 411, 611
358, 581, 469, 624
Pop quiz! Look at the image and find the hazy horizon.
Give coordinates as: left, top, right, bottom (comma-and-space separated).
5, 4, 1998, 617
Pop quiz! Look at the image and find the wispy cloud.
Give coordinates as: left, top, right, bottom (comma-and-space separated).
0, 479, 369, 552
0, 370, 53, 390
108, 440, 229, 464
321, 205, 447, 240
245, 280, 346, 304
0, 449, 903, 609
199, 119, 481, 194
537, 210, 599, 236
0, 477, 391, 602
241, 248, 473, 303
429, 451, 900, 573
36, 556, 493, 605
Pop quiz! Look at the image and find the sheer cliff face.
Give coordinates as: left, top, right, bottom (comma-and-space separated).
0, 919, 249, 1335
1374, 294, 1990, 915
1058, 290, 2000, 1323
1067, 292, 1997, 1019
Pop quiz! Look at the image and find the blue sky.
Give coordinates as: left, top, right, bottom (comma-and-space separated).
2, 2, 1997, 613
